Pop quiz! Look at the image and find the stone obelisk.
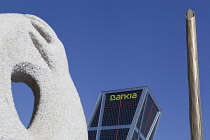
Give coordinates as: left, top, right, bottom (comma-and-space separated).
186, 9, 203, 140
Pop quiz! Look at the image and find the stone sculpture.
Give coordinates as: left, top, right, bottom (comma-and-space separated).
0, 14, 87, 140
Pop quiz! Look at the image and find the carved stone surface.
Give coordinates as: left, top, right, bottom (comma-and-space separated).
0, 14, 87, 140
186, 9, 203, 140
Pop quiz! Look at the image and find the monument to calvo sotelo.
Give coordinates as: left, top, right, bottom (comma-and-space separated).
0, 14, 87, 140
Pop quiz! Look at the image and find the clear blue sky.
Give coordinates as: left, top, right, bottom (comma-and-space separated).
5, 0, 210, 139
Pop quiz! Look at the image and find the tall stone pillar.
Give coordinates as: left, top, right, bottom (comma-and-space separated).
186, 9, 203, 140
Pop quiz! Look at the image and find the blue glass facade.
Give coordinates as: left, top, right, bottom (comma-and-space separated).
88, 86, 161, 140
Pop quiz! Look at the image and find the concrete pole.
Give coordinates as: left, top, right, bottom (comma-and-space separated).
186, 9, 203, 140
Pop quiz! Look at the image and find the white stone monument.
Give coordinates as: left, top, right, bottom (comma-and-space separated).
0, 14, 88, 140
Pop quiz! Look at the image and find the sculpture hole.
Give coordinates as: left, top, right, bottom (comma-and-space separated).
12, 82, 34, 128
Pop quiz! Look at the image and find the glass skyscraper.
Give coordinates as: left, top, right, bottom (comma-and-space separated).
88, 86, 161, 140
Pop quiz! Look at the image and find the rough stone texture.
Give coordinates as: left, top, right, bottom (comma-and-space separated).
0, 14, 88, 140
